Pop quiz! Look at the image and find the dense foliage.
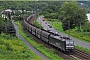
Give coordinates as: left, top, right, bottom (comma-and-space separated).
0, 1, 89, 33
78, 1, 90, 13
0, 15, 15, 35
0, 1, 89, 34
39, 1, 64, 19
82, 22, 90, 32
0, 1, 47, 12
59, 2, 87, 31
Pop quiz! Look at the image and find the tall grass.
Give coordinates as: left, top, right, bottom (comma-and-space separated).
0, 33, 42, 60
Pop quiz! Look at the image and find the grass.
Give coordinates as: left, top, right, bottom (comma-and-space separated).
15, 21, 64, 60
0, 33, 42, 60
66, 30, 90, 43
14, 21, 19, 26
47, 20, 64, 33
75, 45, 90, 53
33, 20, 43, 29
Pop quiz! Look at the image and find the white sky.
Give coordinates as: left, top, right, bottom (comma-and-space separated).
86, 13, 90, 22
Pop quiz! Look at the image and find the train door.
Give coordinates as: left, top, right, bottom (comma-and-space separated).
61, 41, 66, 51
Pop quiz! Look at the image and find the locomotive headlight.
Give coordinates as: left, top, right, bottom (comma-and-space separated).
66, 48, 68, 49
72, 48, 74, 49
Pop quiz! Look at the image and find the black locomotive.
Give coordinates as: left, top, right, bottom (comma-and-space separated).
24, 14, 74, 52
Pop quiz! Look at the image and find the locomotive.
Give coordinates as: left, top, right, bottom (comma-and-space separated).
24, 14, 74, 52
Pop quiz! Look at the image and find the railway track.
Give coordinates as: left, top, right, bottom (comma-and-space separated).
24, 14, 90, 60
70, 48, 90, 59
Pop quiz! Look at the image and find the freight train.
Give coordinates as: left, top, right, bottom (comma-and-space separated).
24, 14, 74, 52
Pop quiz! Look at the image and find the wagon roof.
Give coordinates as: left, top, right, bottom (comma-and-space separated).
50, 35, 71, 41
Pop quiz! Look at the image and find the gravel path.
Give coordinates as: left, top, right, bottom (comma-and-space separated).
12, 20, 49, 60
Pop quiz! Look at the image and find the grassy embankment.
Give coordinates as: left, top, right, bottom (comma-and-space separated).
15, 21, 63, 60
33, 20, 43, 29
0, 33, 42, 60
46, 19, 90, 53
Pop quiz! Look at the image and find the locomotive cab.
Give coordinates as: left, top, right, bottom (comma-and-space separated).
66, 40, 74, 52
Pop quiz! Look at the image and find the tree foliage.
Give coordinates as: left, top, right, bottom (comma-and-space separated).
0, 1, 89, 32
39, 1, 64, 19
59, 2, 87, 31
0, 16, 6, 34
82, 22, 90, 32
0, 14, 16, 35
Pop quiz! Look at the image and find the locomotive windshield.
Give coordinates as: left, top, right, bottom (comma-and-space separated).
70, 41, 74, 46
66, 41, 69, 46
66, 41, 74, 46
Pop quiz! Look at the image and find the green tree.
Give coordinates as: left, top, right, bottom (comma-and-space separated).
0, 6, 4, 12
59, 2, 87, 31
82, 22, 90, 32
0, 16, 6, 34
75, 8, 87, 31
